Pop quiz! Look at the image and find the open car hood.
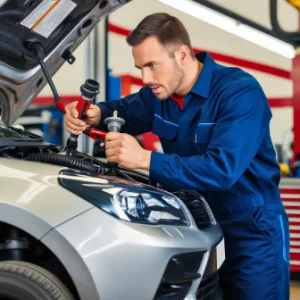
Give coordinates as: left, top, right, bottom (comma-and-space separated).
0, 0, 132, 126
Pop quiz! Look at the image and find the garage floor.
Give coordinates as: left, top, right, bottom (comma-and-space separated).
291, 281, 300, 299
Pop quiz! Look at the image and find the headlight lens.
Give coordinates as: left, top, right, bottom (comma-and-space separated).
58, 170, 191, 226
106, 188, 191, 226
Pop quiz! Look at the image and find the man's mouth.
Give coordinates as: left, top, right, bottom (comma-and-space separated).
150, 85, 161, 93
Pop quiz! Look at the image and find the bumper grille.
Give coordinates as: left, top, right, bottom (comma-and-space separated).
196, 273, 219, 299
197, 247, 219, 299
174, 191, 213, 229
154, 251, 204, 300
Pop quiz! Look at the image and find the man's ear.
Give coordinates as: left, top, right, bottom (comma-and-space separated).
177, 44, 190, 65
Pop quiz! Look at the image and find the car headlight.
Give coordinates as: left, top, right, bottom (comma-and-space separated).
58, 170, 191, 226
106, 188, 191, 226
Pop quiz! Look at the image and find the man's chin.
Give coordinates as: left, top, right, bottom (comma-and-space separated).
155, 92, 171, 100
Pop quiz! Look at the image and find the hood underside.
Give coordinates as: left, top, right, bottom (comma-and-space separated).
0, 0, 132, 126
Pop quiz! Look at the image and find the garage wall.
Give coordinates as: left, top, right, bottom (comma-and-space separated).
36, 0, 298, 154
108, 0, 296, 147
39, 42, 87, 96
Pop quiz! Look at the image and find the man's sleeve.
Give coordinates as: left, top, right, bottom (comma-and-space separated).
96, 86, 155, 136
149, 85, 273, 191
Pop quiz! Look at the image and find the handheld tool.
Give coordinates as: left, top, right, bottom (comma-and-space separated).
104, 110, 126, 171
104, 110, 125, 133
28, 42, 125, 166
66, 79, 101, 154
29, 42, 108, 145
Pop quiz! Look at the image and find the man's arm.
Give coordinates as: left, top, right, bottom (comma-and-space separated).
149, 85, 272, 191
96, 86, 155, 136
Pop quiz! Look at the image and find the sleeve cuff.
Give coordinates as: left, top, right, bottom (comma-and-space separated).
96, 102, 113, 131
149, 151, 167, 182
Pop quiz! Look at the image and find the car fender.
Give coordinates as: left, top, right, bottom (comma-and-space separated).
0, 158, 94, 234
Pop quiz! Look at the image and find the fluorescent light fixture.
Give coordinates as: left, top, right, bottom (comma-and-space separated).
0, 0, 8, 8
159, 0, 296, 58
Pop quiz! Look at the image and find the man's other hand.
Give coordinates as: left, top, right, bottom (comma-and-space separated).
105, 132, 151, 170
64, 101, 101, 135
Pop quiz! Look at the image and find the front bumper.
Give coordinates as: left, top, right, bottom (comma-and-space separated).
42, 207, 223, 300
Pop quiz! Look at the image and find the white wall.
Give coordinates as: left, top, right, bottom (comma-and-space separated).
36, 0, 297, 155
107, 0, 297, 152
39, 41, 87, 96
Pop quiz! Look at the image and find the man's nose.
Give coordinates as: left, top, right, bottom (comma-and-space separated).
142, 69, 153, 85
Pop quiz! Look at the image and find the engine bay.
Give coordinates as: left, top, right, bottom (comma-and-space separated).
0, 0, 215, 234
0, 0, 100, 70
0, 124, 153, 184
0, 0, 132, 126
0, 124, 216, 231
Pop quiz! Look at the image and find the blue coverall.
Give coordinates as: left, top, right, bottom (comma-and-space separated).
97, 52, 290, 299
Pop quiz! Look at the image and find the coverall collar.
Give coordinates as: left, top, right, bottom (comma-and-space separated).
191, 52, 216, 99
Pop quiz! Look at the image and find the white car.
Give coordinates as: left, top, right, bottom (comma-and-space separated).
0, 1, 224, 299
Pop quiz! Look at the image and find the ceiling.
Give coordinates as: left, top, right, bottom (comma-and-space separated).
204, 0, 298, 31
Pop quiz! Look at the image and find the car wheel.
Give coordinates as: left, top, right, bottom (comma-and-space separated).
0, 261, 75, 300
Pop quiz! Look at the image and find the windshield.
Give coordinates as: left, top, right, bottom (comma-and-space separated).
0, 125, 42, 141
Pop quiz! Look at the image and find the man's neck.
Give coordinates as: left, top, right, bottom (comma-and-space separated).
175, 59, 203, 97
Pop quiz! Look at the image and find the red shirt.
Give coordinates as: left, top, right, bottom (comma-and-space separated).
170, 94, 184, 109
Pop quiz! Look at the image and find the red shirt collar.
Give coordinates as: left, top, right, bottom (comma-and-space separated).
170, 94, 184, 109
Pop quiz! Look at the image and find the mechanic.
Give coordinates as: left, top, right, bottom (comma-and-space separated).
64, 12, 290, 300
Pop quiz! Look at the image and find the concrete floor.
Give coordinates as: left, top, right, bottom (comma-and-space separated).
291, 281, 300, 299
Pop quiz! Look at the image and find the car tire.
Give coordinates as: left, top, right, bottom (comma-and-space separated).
0, 260, 75, 300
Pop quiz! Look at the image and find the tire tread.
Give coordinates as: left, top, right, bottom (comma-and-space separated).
0, 261, 74, 300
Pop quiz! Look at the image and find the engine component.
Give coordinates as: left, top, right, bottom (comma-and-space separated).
66, 79, 100, 154
104, 110, 126, 133
27, 152, 103, 175
103, 110, 126, 170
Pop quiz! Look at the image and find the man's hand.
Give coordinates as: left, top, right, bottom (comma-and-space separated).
105, 132, 151, 170
64, 101, 102, 135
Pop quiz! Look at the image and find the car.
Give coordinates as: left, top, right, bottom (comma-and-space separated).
0, 1, 224, 299
0, 125, 224, 300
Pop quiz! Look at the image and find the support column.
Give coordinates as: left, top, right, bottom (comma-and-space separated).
291, 9, 300, 164
292, 52, 300, 163
82, 17, 108, 154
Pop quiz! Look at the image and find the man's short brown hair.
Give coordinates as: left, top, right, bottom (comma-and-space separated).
126, 12, 195, 58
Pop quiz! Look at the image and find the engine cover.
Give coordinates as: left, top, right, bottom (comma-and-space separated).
0, 0, 132, 126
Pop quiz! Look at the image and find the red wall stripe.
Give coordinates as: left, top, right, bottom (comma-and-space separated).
292, 55, 300, 161
268, 97, 293, 108
32, 94, 292, 108
32, 24, 293, 109
120, 74, 292, 108
198, 50, 291, 80
108, 22, 291, 80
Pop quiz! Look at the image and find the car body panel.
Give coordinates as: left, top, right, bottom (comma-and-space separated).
0, 157, 94, 237
0, 0, 132, 126
42, 206, 223, 300
0, 149, 224, 300
0, 0, 225, 297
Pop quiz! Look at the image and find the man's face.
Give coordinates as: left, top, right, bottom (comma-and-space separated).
132, 36, 184, 100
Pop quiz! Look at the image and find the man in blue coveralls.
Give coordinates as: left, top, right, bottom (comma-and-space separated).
64, 13, 290, 299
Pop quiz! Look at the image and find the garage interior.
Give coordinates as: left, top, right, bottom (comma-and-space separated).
0, 0, 300, 299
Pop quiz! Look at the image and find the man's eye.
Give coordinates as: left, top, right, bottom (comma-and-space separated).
149, 63, 155, 69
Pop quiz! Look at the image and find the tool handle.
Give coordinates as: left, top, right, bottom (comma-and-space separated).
84, 126, 107, 140
76, 97, 91, 120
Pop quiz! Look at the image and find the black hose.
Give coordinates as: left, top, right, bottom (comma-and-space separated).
270, 0, 300, 44
31, 42, 61, 104
27, 153, 102, 174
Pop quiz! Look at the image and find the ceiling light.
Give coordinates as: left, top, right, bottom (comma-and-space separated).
159, 0, 296, 58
